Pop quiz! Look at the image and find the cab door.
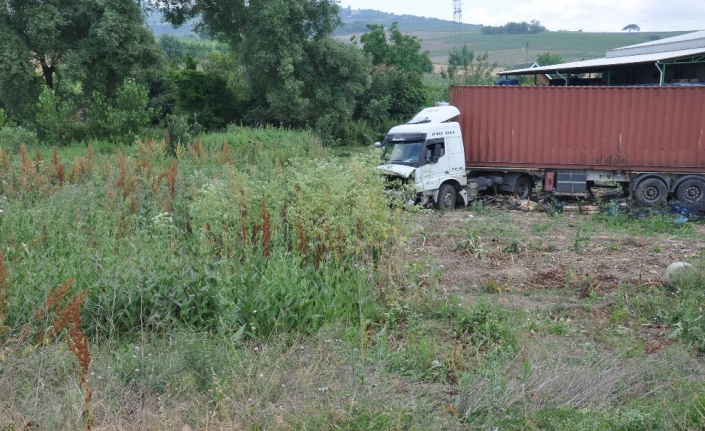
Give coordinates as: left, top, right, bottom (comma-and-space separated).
445, 136, 465, 174
420, 138, 448, 191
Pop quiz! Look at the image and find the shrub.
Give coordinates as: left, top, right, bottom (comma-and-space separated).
89, 78, 153, 145
173, 68, 237, 131
34, 87, 79, 145
0, 124, 38, 152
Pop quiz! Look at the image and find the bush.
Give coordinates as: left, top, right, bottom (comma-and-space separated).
174, 68, 237, 131
165, 112, 202, 147
0, 124, 38, 151
34, 87, 79, 145
89, 78, 153, 145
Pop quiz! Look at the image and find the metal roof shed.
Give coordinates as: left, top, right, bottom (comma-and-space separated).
498, 30, 705, 86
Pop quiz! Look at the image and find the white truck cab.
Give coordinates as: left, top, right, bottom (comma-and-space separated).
377, 105, 470, 208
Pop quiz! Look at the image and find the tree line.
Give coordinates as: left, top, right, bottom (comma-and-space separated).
0, 0, 498, 148
481, 20, 547, 35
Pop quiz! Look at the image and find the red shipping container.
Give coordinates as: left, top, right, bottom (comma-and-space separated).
450, 86, 705, 173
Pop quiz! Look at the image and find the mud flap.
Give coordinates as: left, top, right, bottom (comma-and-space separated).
458, 189, 468, 206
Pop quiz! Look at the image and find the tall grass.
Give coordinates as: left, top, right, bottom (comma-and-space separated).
0, 127, 395, 340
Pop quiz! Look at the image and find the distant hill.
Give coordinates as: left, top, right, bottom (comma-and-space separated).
335, 7, 480, 35
146, 8, 478, 38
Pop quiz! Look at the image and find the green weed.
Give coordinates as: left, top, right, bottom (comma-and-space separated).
0, 130, 396, 340
452, 228, 486, 259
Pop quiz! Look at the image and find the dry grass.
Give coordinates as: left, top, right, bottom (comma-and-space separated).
1, 330, 450, 430
457, 335, 703, 420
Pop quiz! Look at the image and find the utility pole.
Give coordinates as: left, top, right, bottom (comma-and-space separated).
452, 0, 462, 51
494, 28, 498, 62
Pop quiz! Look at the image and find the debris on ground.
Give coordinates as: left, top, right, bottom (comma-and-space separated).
480, 190, 705, 223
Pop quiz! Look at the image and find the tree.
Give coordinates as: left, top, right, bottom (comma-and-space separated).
0, 0, 85, 92
1, 0, 160, 97
300, 38, 372, 141
481, 20, 547, 35
529, 20, 547, 34
156, 0, 346, 127
536, 52, 564, 66
353, 23, 430, 127
622, 24, 641, 33
443, 45, 497, 86
65, 1, 163, 99
359, 65, 426, 125
173, 58, 238, 131
89, 78, 154, 144
160, 35, 185, 61
0, 0, 88, 118
0, 0, 163, 136
358, 22, 433, 74
299, 39, 371, 128
0, 29, 43, 119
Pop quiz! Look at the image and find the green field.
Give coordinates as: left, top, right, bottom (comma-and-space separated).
398, 29, 688, 68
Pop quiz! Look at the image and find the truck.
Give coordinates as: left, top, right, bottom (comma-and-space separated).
377, 85, 705, 209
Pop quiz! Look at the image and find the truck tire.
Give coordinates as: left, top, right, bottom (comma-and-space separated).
437, 184, 457, 210
676, 178, 705, 205
513, 175, 533, 200
635, 177, 667, 206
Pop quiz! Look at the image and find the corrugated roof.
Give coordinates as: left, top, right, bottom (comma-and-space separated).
499, 30, 705, 76
498, 46, 705, 75
506, 62, 539, 71
607, 30, 705, 58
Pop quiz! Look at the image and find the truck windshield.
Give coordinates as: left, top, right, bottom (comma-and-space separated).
383, 141, 425, 167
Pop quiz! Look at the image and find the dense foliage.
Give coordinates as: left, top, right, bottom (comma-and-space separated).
0, 0, 439, 147
0, 0, 162, 145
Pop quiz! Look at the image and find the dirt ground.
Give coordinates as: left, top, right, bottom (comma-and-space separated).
405, 197, 705, 347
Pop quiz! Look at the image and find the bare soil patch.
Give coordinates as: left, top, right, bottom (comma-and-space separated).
404, 200, 705, 347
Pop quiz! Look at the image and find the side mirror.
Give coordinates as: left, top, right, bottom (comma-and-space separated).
430, 155, 440, 163
374, 142, 383, 149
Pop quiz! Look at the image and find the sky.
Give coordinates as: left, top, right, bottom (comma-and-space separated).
340, 0, 705, 33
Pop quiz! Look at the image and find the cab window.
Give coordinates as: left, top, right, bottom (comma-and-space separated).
425, 139, 445, 163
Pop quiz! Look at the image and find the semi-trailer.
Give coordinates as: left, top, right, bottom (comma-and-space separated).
377, 85, 705, 209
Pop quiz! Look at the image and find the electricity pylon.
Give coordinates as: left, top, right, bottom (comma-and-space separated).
452, 0, 462, 51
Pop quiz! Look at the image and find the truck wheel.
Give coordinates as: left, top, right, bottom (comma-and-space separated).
437, 184, 457, 210
635, 177, 667, 206
513, 175, 533, 200
676, 178, 705, 205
